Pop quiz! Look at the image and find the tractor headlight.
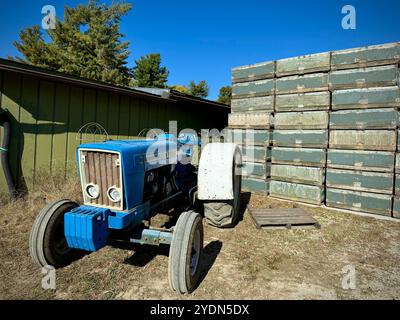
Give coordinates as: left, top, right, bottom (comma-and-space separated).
85, 184, 100, 199
107, 187, 121, 203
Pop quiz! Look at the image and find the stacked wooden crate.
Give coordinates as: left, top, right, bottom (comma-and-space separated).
230, 42, 400, 218
229, 62, 274, 194
270, 53, 330, 204
326, 43, 400, 216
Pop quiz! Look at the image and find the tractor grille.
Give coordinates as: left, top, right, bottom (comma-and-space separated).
80, 150, 123, 210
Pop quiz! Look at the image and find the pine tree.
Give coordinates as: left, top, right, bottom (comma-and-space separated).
132, 53, 169, 88
217, 86, 232, 105
187, 80, 209, 98
13, 0, 132, 86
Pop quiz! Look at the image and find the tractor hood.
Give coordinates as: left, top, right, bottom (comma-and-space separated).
76, 137, 178, 211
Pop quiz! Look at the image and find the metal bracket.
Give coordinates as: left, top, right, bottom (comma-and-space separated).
130, 227, 173, 246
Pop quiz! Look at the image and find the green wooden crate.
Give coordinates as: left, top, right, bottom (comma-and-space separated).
275, 91, 330, 112
274, 111, 329, 130
227, 129, 272, 146
329, 108, 398, 129
242, 162, 271, 179
327, 149, 395, 172
228, 112, 273, 129
226, 129, 271, 146
242, 177, 270, 195
231, 95, 274, 113
273, 130, 328, 148
392, 196, 400, 218
326, 188, 392, 216
329, 130, 396, 151
241, 145, 271, 163
331, 42, 400, 70
396, 153, 400, 173
232, 61, 275, 83
271, 164, 325, 186
232, 79, 275, 98
329, 65, 398, 90
270, 180, 324, 205
276, 73, 328, 95
395, 174, 400, 195
276, 52, 330, 77
326, 169, 393, 194
271, 147, 326, 167
332, 86, 400, 110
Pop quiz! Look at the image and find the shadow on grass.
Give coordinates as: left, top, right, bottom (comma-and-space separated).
120, 239, 222, 289
238, 191, 252, 223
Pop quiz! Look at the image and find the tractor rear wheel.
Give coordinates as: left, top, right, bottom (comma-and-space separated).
29, 199, 79, 268
168, 210, 203, 294
204, 158, 242, 228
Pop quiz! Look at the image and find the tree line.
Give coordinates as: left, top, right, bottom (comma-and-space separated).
12, 0, 231, 105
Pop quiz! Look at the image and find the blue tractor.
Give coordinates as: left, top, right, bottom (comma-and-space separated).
29, 133, 242, 293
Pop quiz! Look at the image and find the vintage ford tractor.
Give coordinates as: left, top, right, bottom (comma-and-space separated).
29, 133, 242, 293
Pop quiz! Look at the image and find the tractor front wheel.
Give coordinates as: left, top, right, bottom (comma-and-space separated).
168, 210, 203, 294
29, 199, 80, 268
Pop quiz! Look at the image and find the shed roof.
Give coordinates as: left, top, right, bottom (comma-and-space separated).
0, 58, 229, 112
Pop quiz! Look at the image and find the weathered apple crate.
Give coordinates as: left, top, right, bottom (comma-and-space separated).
273, 130, 328, 148
327, 149, 395, 173
241, 145, 271, 163
393, 175, 400, 218
276, 52, 330, 77
232, 79, 275, 98
274, 111, 329, 130
276, 73, 328, 95
232, 60, 275, 83
329, 130, 397, 151
242, 177, 270, 195
332, 86, 400, 110
326, 188, 392, 216
396, 153, 400, 173
242, 162, 271, 179
329, 65, 399, 90
231, 95, 274, 113
271, 147, 326, 167
329, 108, 398, 129
226, 128, 271, 146
392, 197, 400, 218
270, 180, 324, 205
275, 91, 330, 112
331, 42, 400, 70
271, 164, 325, 186
228, 112, 273, 129
326, 169, 393, 194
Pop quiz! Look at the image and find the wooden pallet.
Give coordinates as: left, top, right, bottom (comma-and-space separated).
247, 206, 320, 230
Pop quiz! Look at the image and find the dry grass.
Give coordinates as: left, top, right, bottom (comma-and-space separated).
0, 173, 400, 300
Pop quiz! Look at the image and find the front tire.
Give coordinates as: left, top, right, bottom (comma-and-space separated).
29, 199, 79, 268
168, 210, 203, 294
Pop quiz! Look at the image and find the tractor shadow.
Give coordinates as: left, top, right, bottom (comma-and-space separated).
195, 240, 222, 289
121, 240, 222, 274
237, 191, 251, 224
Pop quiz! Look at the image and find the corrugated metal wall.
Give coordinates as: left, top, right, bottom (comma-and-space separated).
230, 41, 400, 219
0, 69, 227, 194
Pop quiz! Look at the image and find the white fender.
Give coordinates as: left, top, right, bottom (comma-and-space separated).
197, 142, 242, 200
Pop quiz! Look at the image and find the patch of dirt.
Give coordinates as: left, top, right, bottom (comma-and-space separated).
1, 180, 400, 300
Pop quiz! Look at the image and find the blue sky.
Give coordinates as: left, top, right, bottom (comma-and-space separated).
0, 0, 399, 99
